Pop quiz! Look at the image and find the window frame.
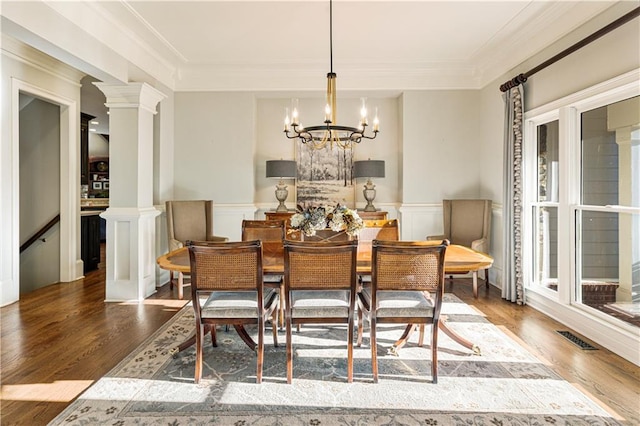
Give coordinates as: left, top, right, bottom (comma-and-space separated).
523, 70, 640, 338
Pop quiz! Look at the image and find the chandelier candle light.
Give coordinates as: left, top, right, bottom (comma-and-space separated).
266, 160, 297, 212
353, 159, 385, 212
283, 0, 379, 150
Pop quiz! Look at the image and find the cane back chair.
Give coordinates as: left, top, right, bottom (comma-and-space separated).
283, 239, 359, 383
187, 240, 279, 384
358, 239, 448, 383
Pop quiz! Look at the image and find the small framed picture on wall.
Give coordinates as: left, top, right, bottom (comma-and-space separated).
92, 181, 103, 190
103, 182, 109, 190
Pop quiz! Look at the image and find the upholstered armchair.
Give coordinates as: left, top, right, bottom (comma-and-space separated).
429, 199, 491, 253
166, 200, 228, 251
428, 199, 492, 285
165, 200, 228, 298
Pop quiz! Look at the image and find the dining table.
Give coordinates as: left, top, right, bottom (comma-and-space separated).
157, 241, 492, 356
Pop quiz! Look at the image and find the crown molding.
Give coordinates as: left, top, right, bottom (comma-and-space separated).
67, 1, 178, 89
1, 34, 85, 86
473, 1, 617, 88
175, 63, 483, 92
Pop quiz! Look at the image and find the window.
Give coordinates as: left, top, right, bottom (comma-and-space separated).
524, 72, 639, 351
577, 97, 640, 321
532, 120, 559, 291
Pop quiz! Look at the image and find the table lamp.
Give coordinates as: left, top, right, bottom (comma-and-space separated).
266, 160, 297, 212
354, 159, 385, 212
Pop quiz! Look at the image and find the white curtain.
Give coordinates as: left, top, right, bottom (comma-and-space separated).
502, 86, 525, 304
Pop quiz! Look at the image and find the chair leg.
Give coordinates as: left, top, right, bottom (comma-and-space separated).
431, 321, 439, 384
194, 324, 204, 384
178, 272, 184, 299
210, 325, 217, 347
418, 324, 425, 347
271, 310, 279, 347
472, 271, 479, 298
256, 319, 264, 384
370, 316, 378, 383
347, 314, 354, 383
286, 317, 293, 384
357, 308, 364, 347
485, 268, 490, 288
279, 283, 285, 330
169, 270, 174, 290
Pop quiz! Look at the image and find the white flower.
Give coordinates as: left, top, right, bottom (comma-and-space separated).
289, 204, 364, 237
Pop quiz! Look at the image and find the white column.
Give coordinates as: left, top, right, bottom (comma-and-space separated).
95, 83, 166, 302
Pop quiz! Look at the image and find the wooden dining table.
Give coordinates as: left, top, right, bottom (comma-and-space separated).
157, 242, 492, 355
158, 242, 493, 296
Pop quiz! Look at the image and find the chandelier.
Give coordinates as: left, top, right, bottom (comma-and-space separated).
283, 0, 379, 150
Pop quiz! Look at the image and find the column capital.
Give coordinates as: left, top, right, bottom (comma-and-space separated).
93, 82, 166, 114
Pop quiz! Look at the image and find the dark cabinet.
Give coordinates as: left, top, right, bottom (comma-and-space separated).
88, 157, 109, 198
80, 113, 95, 185
81, 213, 101, 273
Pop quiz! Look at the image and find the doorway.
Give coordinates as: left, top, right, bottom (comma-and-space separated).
18, 94, 61, 294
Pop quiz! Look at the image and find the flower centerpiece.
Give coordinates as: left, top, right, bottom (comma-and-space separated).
289, 203, 364, 237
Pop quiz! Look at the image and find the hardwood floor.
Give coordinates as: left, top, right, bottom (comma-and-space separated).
1, 265, 638, 425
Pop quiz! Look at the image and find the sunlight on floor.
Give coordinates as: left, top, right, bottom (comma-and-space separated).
117, 299, 188, 309
0, 380, 94, 402
80, 378, 209, 403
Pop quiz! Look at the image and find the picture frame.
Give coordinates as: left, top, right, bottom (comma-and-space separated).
103, 182, 109, 190
92, 181, 103, 190
295, 142, 355, 208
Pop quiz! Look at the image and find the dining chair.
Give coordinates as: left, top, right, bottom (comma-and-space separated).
357, 239, 448, 383
283, 239, 359, 384
187, 240, 279, 384
357, 219, 400, 278
166, 200, 228, 299
355, 219, 400, 345
241, 219, 286, 329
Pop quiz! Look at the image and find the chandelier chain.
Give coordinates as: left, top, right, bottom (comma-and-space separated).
283, 0, 379, 149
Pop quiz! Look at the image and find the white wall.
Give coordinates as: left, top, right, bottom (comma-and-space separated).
400, 90, 482, 203
173, 92, 256, 204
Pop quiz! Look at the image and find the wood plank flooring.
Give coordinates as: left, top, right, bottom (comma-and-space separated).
1, 263, 638, 425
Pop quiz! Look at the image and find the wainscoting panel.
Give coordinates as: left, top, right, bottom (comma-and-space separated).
491, 203, 503, 289
398, 204, 443, 241
213, 204, 258, 242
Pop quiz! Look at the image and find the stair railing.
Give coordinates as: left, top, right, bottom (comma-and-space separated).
20, 214, 61, 253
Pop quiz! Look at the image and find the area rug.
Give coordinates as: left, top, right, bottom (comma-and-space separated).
50, 295, 622, 425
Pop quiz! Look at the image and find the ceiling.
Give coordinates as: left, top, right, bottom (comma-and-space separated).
96, 0, 618, 91
76, 0, 622, 134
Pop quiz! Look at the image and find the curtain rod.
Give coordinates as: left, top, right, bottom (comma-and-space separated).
499, 6, 640, 92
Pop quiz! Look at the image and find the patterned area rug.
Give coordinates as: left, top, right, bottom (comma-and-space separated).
50, 295, 622, 425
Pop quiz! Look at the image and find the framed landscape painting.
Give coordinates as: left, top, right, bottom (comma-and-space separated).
296, 142, 355, 208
